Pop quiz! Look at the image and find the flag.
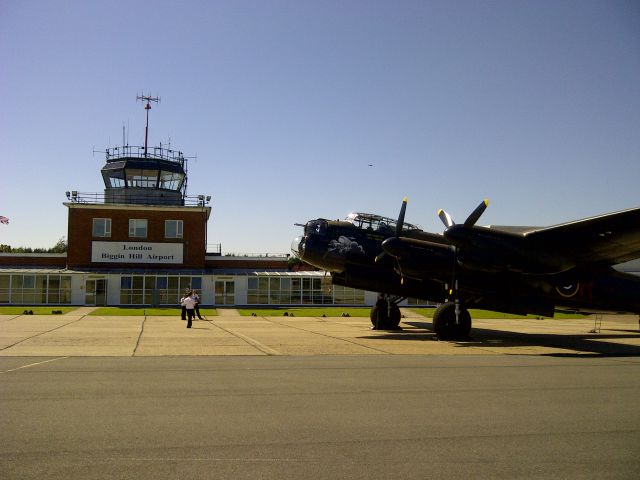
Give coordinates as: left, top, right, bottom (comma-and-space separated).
0, 216, 9, 225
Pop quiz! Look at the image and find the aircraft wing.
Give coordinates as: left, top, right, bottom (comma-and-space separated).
524, 206, 640, 267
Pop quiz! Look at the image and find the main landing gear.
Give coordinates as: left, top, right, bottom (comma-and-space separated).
432, 302, 471, 339
368, 296, 472, 339
370, 295, 402, 330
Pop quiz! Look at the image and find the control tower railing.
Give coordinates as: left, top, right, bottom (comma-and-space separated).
65, 191, 211, 207
104, 145, 185, 164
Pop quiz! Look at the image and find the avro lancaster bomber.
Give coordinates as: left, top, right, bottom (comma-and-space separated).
292, 199, 640, 339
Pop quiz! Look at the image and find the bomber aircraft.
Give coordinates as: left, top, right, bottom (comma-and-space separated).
292, 199, 640, 339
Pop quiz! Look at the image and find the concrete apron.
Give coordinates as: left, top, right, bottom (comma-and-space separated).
0, 310, 638, 357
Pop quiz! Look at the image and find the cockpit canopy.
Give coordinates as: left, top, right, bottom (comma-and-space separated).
345, 212, 421, 234
304, 219, 328, 236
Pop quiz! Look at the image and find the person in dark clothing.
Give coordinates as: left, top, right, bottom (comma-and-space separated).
193, 291, 203, 320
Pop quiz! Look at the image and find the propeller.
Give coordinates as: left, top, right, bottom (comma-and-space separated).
395, 197, 408, 236
376, 197, 408, 262
436, 199, 489, 325
438, 199, 489, 230
463, 199, 489, 228
376, 197, 409, 284
437, 209, 455, 229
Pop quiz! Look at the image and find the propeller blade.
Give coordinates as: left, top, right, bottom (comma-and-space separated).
437, 209, 455, 229
395, 197, 408, 236
463, 199, 489, 227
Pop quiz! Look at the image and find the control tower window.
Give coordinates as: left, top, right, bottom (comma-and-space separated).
92, 218, 112, 238
126, 169, 159, 188
103, 170, 125, 188
159, 171, 184, 191
129, 219, 148, 238
110, 177, 125, 188
165, 220, 183, 239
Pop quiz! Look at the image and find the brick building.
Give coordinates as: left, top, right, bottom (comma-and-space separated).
0, 107, 374, 307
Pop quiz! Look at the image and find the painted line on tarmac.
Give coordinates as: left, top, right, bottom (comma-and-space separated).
0, 317, 85, 352
203, 318, 280, 355
132, 315, 147, 356
263, 316, 391, 354
2, 356, 68, 373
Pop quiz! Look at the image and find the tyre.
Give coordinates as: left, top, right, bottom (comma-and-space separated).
370, 302, 401, 330
432, 302, 471, 339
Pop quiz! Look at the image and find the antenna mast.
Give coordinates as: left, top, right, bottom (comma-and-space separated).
136, 93, 160, 157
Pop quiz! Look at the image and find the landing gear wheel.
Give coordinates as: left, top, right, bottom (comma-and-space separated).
432, 302, 471, 339
370, 301, 401, 330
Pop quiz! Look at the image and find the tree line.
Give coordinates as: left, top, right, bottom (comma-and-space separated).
0, 237, 67, 253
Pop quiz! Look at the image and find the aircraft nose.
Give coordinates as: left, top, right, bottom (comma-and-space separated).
291, 235, 305, 258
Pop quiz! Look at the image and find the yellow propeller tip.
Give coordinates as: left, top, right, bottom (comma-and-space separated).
403, 196, 408, 203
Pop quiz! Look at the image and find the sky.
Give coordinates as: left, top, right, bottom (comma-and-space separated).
1, 0, 639, 254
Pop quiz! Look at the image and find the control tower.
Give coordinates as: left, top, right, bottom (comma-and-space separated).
65, 95, 212, 272
100, 95, 187, 206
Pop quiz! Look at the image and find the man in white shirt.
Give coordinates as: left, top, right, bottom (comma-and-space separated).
182, 291, 197, 328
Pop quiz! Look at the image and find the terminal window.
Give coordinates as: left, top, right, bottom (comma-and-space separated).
129, 219, 148, 238
246, 275, 363, 305
165, 220, 183, 239
92, 218, 112, 237
0, 274, 71, 304
120, 275, 201, 305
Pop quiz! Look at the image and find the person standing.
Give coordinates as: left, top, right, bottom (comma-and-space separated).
193, 290, 203, 320
180, 290, 189, 320
183, 291, 197, 328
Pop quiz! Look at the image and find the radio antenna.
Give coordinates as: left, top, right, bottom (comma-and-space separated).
136, 93, 160, 157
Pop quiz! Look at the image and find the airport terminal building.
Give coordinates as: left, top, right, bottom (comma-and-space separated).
0, 108, 384, 308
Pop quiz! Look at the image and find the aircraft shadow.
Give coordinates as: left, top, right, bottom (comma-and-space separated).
362, 320, 640, 357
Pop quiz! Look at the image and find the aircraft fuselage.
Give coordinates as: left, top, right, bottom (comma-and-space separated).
293, 216, 640, 319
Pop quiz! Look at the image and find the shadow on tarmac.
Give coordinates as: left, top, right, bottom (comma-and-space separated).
362, 320, 640, 357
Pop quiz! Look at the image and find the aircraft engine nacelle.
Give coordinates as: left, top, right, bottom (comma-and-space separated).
381, 237, 455, 279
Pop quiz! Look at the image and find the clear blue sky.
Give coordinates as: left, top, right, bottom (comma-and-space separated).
1, 0, 639, 254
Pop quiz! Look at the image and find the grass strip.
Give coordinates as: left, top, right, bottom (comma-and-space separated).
89, 307, 218, 316
0, 306, 76, 315
238, 307, 371, 317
